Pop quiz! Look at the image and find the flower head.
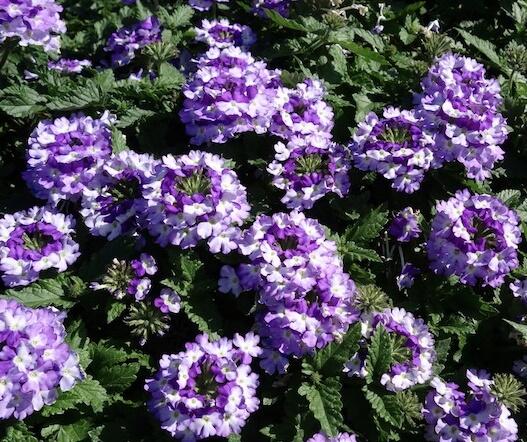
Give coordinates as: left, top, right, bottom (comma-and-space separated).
388, 207, 421, 242
195, 19, 256, 50
48, 58, 91, 74
307, 432, 358, 442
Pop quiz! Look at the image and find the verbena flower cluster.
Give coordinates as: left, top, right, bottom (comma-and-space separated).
195, 19, 256, 50
0, 299, 83, 420
423, 370, 518, 441
91, 253, 157, 301
143, 151, 250, 253
80, 150, 158, 240
24, 112, 114, 204
427, 189, 521, 287
0, 207, 80, 287
388, 207, 421, 242
48, 58, 91, 74
188, 0, 228, 12
145, 333, 261, 440
344, 308, 436, 391
350, 107, 435, 193
104, 16, 161, 68
267, 135, 350, 210
415, 53, 508, 181
307, 433, 358, 442
179, 46, 281, 145
0, 0, 66, 52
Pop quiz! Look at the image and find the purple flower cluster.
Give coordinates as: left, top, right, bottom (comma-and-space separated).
24, 112, 114, 204
270, 79, 334, 141
144, 151, 250, 253
179, 46, 281, 145
188, 0, 228, 12
0, 207, 80, 287
104, 16, 161, 68
153, 288, 181, 314
350, 107, 435, 193
91, 253, 157, 301
307, 432, 358, 442
388, 207, 422, 242
510, 279, 527, 304
145, 333, 261, 440
344, 308, 436, 391
427, 189, 521, 287
48, 58, 91, 74
423, 370, 518, 441
195, 19, 256, 50
0, 0, 66, 52
80, 150, 159, 240
0, 300, 83, 420
253, 0, 292, 17
415, 53, 508, 181
267, 135, 350, 210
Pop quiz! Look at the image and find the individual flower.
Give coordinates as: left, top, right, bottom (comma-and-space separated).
24, 112, 114, 204
388, 207, 421, 242
0, 207, 80, 287
510, 279, 527, 304
427, 189, 522, 287
80, 150, 159, 240
0, 0, 66, 52
0, 299, 83, 420
179, 46, 281, 145
48, 58, 91, 74
188, 0, 228, 12
350, 107, 435, 193
91, 253, 157, 301
104, 16, 161, 68
144, 151, 250, 253
253, 0, 292, 17
396, 263, 420, 290
195, 19, 256, 50
306, 432, 358, 442
145, 333, 261, 440
415, 53, 508, 181
256, 266, 358, 371
344, 308, 436, 392
267, 134, 350, 210
423, 370, 518, 441
270, 79, 334, 140
153, 288, 181, 314
225, 211, 341, 296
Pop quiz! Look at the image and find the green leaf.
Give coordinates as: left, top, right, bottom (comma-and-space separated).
457, 29, 508, 73
264, 9, 310, 31
41, 377, 108, 416
363, 387, 403, 428
96, 363, 140, 392
115, 108, 155, 128
3, 423, 38, 442
504, 319, 527, 340
365, 326, 393, 384
47, 81, 102, 112
496, 189, 522, 207
42, 419, 93, 442
105, 300, 127, 323
0, 85, 46, 117
343, 206, 388, 244
339, 242, 382, 263
1, 278, 76, 308
299, 377, 343, 436
329, 44, 350, 82
331, 39, 387, 64
111, 127, 128, 153
312, 323, 361, 375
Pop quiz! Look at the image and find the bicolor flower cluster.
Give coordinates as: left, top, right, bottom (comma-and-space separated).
0, 0, 66, 52
145, 333, 261, 440
219, 211, 358, 373
344, 308, 436, 391
307, 433, 358, 442
416, 53, 508, 181
91, 253, 157, 301
0, 207, 80, 287
80, 150, 158, 240
427, 189, 521, 287
104, 16, 161, 68
179, 46, 281, 145
423, 370, 518, 441
24, 112, 114, 204
48, 58, 91, 74
267, 135, 350, 210
350, 107, 435, 193
252, 0, 292, 17
388, 207, 421, 242
144, 151, 250, 253
188, 0, 228, 12
0, 300, 83, 420
195, 19, 255, 50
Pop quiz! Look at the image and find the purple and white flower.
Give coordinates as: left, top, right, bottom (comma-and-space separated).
350, 107, 435, 193
195, 19, 256, 50
145, 333, 261, 440
307, 432, 358, 442
388, 207, 421, 242
144, 151, 250, 253
188, 0, 228, 12
396, 263, 420, 290
0, 207, 80, 287
24, 112, 114, 204
48, 58, 91, 74
153, 288, 181, 314
253, 0, 293, 17
0, 299, 83, 420
510, 279, 527, 304
427, 189, 522, 287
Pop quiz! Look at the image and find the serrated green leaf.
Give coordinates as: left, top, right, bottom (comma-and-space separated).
504, 319, 527, 340
365, 326, 393, 384
42, 419, 93, 442
3, 423, 38, 442
344, 206, 388, 244
115, 107, 155, 128
331, 39, 388, 64
111, 127, 128, 153
0, 85, 46, 117
340, 242, 382, 262
105, 300, 127, 323
47, 81, 101, 111
264, 9, 310, 31
1, 278, 76, 308
457, 29, 508, 73
329, 44, 350, 82
496, 189, 522, 207
363, 387, 403, 428
96, 363, 140, 392
312, 323, 361, 375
